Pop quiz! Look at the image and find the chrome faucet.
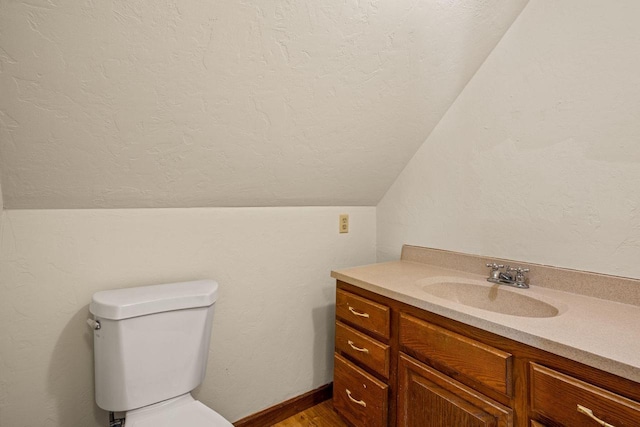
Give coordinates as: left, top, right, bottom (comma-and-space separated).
486, 263, 530, 289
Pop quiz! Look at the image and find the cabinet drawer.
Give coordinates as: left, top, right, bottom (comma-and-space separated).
336, 289, 390, 339
333, 353, 388, 427
400, 313, 513, 395
335, 321, 390, 378
530, 363, 640, 427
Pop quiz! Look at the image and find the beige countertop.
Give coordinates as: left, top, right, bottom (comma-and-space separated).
331, 249, 640, 384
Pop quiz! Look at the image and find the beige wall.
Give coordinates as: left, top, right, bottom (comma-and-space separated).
377, 0, 640, 279
0, 0, 527, 209
0, 207, 376, 425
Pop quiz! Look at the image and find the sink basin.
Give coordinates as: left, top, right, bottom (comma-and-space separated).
420, 280, 560, 318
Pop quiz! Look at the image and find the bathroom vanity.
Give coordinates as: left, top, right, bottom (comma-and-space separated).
331, 246, 640, 427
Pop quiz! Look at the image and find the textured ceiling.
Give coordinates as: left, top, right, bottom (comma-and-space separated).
0, 0, 528, 209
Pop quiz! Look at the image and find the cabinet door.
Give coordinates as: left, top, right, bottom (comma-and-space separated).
398, 353, 512, 427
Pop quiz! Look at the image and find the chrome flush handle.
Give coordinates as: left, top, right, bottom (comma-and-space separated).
86, 318, 101, 330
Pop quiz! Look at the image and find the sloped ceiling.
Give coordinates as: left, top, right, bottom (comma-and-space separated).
0, 0, 528, 209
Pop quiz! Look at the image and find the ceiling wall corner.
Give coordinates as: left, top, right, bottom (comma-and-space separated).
0, 164, 3, 212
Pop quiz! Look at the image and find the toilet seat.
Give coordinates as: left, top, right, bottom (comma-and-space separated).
125, 394, 233, 427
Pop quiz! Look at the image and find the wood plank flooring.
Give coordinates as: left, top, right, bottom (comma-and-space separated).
270, 400, 348, 427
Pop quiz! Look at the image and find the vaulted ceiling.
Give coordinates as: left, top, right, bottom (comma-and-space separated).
0, 0, 528, 209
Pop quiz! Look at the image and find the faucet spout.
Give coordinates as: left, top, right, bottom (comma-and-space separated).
499, 271, 514, 282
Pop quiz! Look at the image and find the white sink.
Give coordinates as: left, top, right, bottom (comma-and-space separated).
418, 279, 561, 318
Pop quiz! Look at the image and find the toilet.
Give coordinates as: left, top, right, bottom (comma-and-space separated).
88, 280, 233, 427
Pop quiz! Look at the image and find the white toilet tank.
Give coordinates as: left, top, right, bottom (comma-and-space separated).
89, 280, 219, 412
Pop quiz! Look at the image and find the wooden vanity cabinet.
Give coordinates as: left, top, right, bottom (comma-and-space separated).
334, 280, 640, 427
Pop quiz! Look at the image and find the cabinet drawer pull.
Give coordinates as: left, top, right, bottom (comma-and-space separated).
347, 340, 370, 353
345, 389, 367, 407
348, 306, 370, 318
577, 404, 615, 427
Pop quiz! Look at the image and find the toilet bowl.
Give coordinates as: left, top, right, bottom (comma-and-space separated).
88, 280, 233, 426
124, 394, 232, 427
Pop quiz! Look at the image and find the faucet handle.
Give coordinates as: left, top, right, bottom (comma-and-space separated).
511, 267, 530, 287
509, 266, 530, 273
486, 263, 504, 281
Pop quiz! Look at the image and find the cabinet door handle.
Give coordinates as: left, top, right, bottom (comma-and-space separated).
347, 340, 370, 353
345, 389, 367, 407
577, 404, 615, 427
348, 306, 370, 318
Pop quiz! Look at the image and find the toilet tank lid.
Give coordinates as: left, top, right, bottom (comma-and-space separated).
90, 280, 219, 320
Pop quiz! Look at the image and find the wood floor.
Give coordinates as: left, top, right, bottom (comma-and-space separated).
270, 400, 348, 427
